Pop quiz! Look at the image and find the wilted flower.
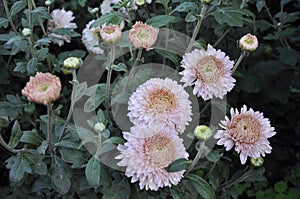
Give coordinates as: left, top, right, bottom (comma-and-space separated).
100, 24, 122, 44
194, 125, 212, 140
116, 125, 189, 191
239, 33, 258, 52
128, 78, 192, 133
214, 105, 276, 164
180, 44, 236, 101
49, 9, 77, 46
128, 21, 158, 51
63, 57, 82, 70
82, 20, 104, 54
22, 28, 31, 37
22, 72, 61, 105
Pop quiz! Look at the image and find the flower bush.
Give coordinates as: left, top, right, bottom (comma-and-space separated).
0, 0, 299, 198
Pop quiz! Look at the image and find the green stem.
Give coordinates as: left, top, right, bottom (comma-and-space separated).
0, 131, 25, 153
31, 0, 46, 35
27, 0, 36, 59
58, 70, 77, 142
213, 28, 230, 47
47, 104, 53, 156
232, 51, 247, 74
105, 45, 115, 117
2, 0, 18, 34
185, 3, 208, 53
185, 141, 206, 175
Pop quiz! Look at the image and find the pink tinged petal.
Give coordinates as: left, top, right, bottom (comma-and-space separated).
240, 153, 248, 164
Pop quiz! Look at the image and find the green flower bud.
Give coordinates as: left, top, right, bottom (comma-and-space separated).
63, 57, 82, 70
45, 0, 53, 6
250, 157, 264, 167
22, 28, 31, 37
136, 0, 146, 6
94, 122, 106, 133
202, 0, 212, 4
194, 125, 212, 140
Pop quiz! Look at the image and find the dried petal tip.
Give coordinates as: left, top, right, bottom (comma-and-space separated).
128, 21, 158, 51
194, 125, 212, 140
63, 57, 82, 70
250, 157, 264, 167
22, 28, 31, 37
100, 24, 122, 44
239, 33, 258, 52
22, 72, 61, 105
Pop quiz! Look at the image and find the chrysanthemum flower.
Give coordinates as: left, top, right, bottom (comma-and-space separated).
100, 24, 122, 44
239, 33, 258, 52
49, 9, 77, 46
101, 0, 113, 15
116, 125, 189, 191
127, 78, 192, 133
128, 21, 158, 51
82, 20, 104, 54
22, 72, 61, 105
214, 105, 276, 164
180, 44, 236, 101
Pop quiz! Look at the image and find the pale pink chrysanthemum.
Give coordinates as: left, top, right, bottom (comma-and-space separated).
49, 9, 77, 46
214, 105, 276, 165
100, 24, 122, 44
180, 44, 236, 101
127, 78, 192, 133
116, 125, 189, 191
239, 33, 258, 52
128, 21, 158, 51
22, 72, 61, 105
82, 20, 104, 54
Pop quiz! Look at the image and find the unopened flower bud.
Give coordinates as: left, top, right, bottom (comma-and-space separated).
45, 0, 53, 6
239, 33, 258, 52
22, 28, 31, 37
90, 7, 99, 15
194, 125, 212, 140
94, 122, 106, 133
63, 57, 82, 70
100, 24, 122, 45
202, 0, 212, 3
250, 157, 264, 167
136, 0, 146, 6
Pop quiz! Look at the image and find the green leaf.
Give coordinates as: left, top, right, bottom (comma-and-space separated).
0, 18, 9, 28
172, 2, 198, 13
78, 0, 87, 7
37, 140, 48, 155
146, 15, 176, 28
91, 12, 123, 28
274, 181, 288, 193
24, 153, 47, 175
155, 49, 179, 65
97, 109, 106, 123
36, 48, 49, 61
54, 140, 81, 149
20, 129, 43, 145
102, 178, 130, 199
0, 95, 25, 120
5, 154, 32, 183
58, 50, 86, 60
76, 126, 97, 145
185, 11, 197, 22
52, 28, 81, 37
32, 6, 52, 19
27, 58, 38, 75
73, 82, 88, 103
14, 61, 27, 73
170, 189, 181, 199
112, 63, 128, 72
186, 174, 216, 199
85, 157, 101, 187
8, 120, 22, 148
50, 156, 72, 194
10, 1, 26, 17
0, 116, 9, 127
60, 149, 86, 168
84, 85, 106, 112
166, 158, 192, 172
214, 8, 252, 27
256, 0, 266, 12
206, 150, 220, 162
34, 37, 54, 46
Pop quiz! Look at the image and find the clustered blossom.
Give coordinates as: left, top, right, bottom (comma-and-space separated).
239, 33, 258, 52
81, 20, 104, 54
100, 24, 122, 44
128, 21, 158, 51
214, 105, 276, 164
180, 44, 236, 101
22, 72, 61, 105
127, 78, 192, 133
49, 9, 77, 46
116, 125, 189, 191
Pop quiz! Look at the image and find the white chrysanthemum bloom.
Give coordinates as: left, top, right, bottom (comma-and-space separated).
101, 0, 113, 15
239, 33, 258, 52
49, 9, 77, 46
128, 21, 158, 51
128, 78, 192, 133
100, 24, 122, 44
214, 105, 276, 165
116, 125, 189, 191
180, 44, 236, 101
82, 20, 104, 54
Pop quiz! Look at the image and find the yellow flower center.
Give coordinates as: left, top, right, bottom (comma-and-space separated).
93, 29, 100, 40
105, 28, 115, 34
147, 88, 177, 113
195, 55, 222, 82
38, 83, 50, 92
136, 30, 150, 40
244, 36, 254, 45
144, 135, 175, 167
228, 114, 261, 144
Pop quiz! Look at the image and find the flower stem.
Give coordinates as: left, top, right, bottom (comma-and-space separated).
231, 51, 247, 74
0, 131, 25, 153
185, 3, 208, 53
185, 141, 206, 175
2, 0, 18, 34
58, 70, 77, 142
47, 104, 53, 156
105, 45, 115, 117
213, 28, 230, 47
